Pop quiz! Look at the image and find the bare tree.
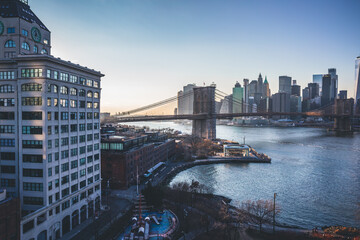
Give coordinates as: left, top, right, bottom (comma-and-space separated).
241, 199, 280, 232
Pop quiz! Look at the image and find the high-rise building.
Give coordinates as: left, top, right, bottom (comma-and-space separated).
313, 74, 323, 96
272, 92, 290, 118
177, 84, 196, 115
322, 74, 332, 106
279, 76, 292, 95
243, 79, 249, 113
263, 76, 270, 97
338, 90, 347, 100
0, 1, 103, 239
257, 73, 263, 99
328, 68, 338, 101
291, 80, 301, 96
290, 95, 302, 113
232, 82, 243, 113
308, 83, 319, 99
355, 56, 360, 110
219, 94, 233, 114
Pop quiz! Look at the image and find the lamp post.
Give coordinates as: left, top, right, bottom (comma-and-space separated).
273, 193, 277, 234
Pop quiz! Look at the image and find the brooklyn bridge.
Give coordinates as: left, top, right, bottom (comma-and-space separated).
103, 86, 359, 139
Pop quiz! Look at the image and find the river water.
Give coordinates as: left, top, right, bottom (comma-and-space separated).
128, 121, 360, 229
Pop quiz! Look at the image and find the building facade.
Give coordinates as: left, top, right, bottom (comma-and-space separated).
0, 1, 103, 239
232, 82, 243, 113
0, 189, 20, 240
177, 84, 196, 115
279, 76, 292, 95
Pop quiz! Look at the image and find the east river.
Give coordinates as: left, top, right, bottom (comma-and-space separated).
129, 121, 360, 229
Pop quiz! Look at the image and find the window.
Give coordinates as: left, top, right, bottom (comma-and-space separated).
87, 177, 93, 185
79, 112, 85, 119
61, 125, 69, 133
80, 158, 86, 166
62, 200, 70, 210
22, 29, 28, 36
95, 174, 100, 181
70, 88, 77, 95
5, 40, 16, 48
1, 152, 15, 161
80, 192, 86, 200
1, 179, 16, 187
94, 133, 99, 140
1, 166, 15, 173
21, 69, 43, 78
94, 92, 99, 98
70, 148, 77, 157
55, 179, 59, 187
60, 99, 68, 107
23, 168, 43, 177
48, 153, 52, 162
61, 112, 69, 120
7, 28, 15, 33
70, 136, 77, 144
87, 102, 92, 108
86, 79, 93, 87
41, 49, 47, 54
80, 78, 86, 85
22, 126, 42, 135
71, 160, 78, 169
79, 146, 86, 154
70, 100, 77, 108
0, 112, 15, 120
47, 70, 51, 78
87, 91, 93, 98
87, 166, 93, 174
94, 164, 100, 171
22, 42, 30, 50
52, 84, 58, 93
0, 139, 15, 147
94, 102, 99, 109
24, 197, 43, 205
69, 75, 78, 83
0, 71, 15, 80
70, 112, 77, 120
79, 135, 85, 143
55, 112, 59, 120
47, 98, 51, 106
48, 126, 52, 135
61, 163, 69, 172
22, 97, 42, 106
80, 169, 86, 177
87, 134, 93, 141
94, 143, 99, 150
60, 73, 69, 81
0, 125, 15, 134
61, 176, 69, 185
71, 172, 78, 181
54, 98, 58, 107
23, 182, 43, 192
43, 39, 49, 45
48, 181, 52, 190
33, 45, 38, 53
79, 124, 85, 131
48, 140, 52, 149
70, 124, 77, 132
80, 101, 85, 108
61, 137, 69, 146
94, 81, 99, 88
0, 98, 15, 107
23, 154, 42, 163
22, 111, 42, 120
87, 156, 93, 163
72, 196, 79, 205
61, 150, 69, 159
22, 83, 42, 91
79, 89, 86, 97
0, 84, 15, 93
87, 113, 93, 119
87, 123, 92, 130
80, 180, 86, 188
22, 140, 42, 149
48, 168, 52, 177
87, 145, 93, 152
60, 86, 68, 94
71, 184, 78, 193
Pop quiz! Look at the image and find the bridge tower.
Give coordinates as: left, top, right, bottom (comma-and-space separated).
192, 86, 216, 139
334, 98, 354, 133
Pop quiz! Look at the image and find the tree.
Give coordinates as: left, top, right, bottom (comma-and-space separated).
241, 199, 280, 232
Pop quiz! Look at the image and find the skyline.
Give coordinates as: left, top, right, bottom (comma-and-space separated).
30, 0, 360, 113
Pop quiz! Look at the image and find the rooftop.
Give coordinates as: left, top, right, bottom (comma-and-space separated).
0, 0, 49, 31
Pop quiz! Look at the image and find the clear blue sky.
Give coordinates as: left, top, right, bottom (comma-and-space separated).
31, 0, 360, 113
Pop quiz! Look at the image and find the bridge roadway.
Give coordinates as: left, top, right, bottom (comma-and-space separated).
108, 112, 358, 123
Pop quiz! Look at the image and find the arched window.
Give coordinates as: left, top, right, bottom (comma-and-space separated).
70, 88, 77, 96
87, 91, 93, 98
40, 49, 47, 54
21, 83, 42, 92
52, 84, 58, 93
5, 40, 16, 48
33, 46, 38, 53
60, 86, 68, 95
79, 89, 85, 97
21, 42, 30, 50
0, 84, 15, 93
94, 92, 99, 99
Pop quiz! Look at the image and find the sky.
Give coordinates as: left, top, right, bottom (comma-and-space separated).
31, 0, 360, 114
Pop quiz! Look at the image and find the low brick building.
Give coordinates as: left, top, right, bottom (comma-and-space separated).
101, 134, 175, 189
0, 189, 20, 240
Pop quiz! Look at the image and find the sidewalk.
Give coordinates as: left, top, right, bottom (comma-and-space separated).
61, 196, 132, 240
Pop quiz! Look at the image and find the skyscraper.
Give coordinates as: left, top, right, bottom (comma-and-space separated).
232, 82, 243, 113
279, 76, 292, 95
355, 56, 360, 109
177, 84, 196, 115
257, 73, 263, 99
322, 74, 331, 106
263, 76, 270, 97
313, 74, 323, 96
328, 68, 338, 101
0, 1, 103, 239
291, 80, 301, 97
243, 79, 249, 113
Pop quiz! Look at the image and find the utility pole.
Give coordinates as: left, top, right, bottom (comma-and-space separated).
273, 193, 277, 234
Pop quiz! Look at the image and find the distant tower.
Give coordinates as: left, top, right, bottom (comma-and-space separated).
263, 76, 270, 97
243, 79, 249, 113
355, 56, 360, 111
232, 81, 243, 113
328, 68, 338, 101
322, 74, 332, 106
279, 76, 292, 95
257, 73, 263, 98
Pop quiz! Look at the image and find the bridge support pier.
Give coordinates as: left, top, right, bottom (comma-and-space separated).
333, 99, 354, 133
192, 86, 216, 139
